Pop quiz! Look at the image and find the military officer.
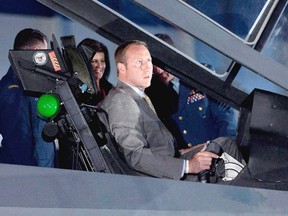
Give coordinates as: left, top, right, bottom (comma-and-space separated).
169, 81, 238, 149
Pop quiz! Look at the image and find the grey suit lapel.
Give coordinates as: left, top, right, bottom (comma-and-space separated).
116, 81, 157, 117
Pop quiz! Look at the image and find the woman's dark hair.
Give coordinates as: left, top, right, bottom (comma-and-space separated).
78, 38, 111, 77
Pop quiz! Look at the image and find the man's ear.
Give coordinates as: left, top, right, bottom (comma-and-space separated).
117, 62, 126, 74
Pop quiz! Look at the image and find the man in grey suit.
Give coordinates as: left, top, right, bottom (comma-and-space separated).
100, 40, 244, 181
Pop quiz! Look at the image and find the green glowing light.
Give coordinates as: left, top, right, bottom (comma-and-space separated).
37, 93, 60, 119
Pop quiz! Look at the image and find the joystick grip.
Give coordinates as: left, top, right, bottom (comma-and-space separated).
198, 141, 223, 183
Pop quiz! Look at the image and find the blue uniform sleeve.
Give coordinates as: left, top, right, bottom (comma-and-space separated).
29, 97, 56, 167
0, 79, 36, 165
0, 69, 55, 167
208, 97, 238, 138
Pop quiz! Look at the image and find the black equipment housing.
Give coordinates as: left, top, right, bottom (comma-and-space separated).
9, 35, 137, 175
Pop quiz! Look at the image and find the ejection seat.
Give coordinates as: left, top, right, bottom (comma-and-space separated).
93, 107, 141, 176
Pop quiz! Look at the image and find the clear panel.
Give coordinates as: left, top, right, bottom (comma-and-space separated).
233, 4, 288, 96
98, 0, 288, 96
182, 0, 268, 40
262, 6, 288, 68
98, 0, 235, 78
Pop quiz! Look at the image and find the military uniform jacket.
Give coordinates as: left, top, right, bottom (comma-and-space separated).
0, 67, 55, 166
170, 82, 238, 149
99, 81, 184, 180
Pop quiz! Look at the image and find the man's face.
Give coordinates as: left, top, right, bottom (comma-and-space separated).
119, 44, 153, 91
153, 65, 174, 84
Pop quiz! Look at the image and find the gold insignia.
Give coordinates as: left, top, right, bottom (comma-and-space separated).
8, 85, 19, 89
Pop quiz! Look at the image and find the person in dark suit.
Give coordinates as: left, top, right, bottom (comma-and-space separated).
100, 40, 244, 181
145, 33, 238, 150
145, 65, 179, 128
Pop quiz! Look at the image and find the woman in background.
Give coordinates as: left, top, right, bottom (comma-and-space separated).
78, 38, 114, 104
57, 39, 114, 170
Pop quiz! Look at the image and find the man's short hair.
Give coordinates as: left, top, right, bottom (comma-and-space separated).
13, 28, 48, 50
154, 33, 174, 46
114, 40, 148, 65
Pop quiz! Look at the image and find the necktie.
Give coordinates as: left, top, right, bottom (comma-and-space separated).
143, 94, 157, 114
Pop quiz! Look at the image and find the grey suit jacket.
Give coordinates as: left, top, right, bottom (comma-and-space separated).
99, 81, 184, 179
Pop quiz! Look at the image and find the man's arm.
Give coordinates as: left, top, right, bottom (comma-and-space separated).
30, 100, 56, 168
0, 84, 36, 165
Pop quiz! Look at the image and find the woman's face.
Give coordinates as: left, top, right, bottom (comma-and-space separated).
91, 52, 106, 81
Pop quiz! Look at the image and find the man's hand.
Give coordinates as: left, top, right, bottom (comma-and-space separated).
153, 65, 174, 85
187, 151, 219, 174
